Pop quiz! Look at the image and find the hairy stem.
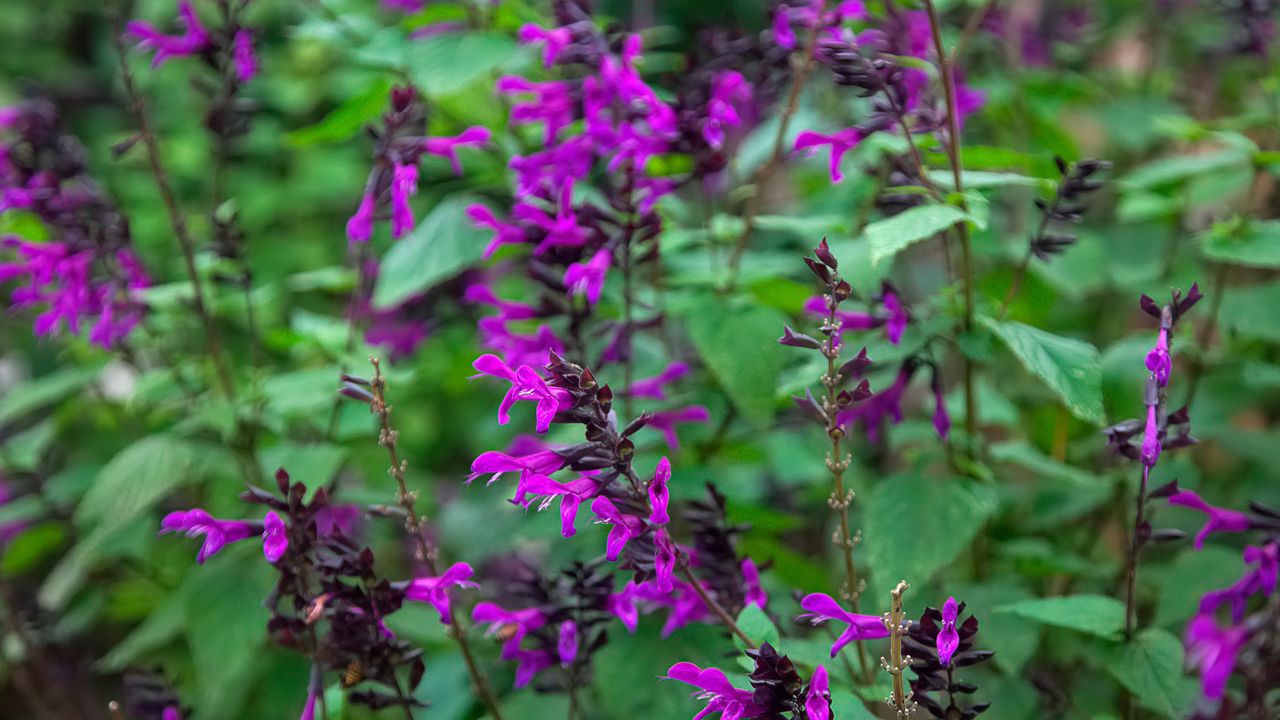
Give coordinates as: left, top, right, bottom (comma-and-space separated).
368, 358, 507, 720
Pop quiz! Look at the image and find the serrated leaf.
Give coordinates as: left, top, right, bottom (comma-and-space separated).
1103, 628, 1196, 718
994, 595, 1124, 638
75, 436, 196, 530
0, 364, 104, 425
863, 475, 997, 587
1201, 219, 1280, 267
980, 317, 1105, 426
687, 303, 786, 427
185, 553, 271, 720
1121, 147, 1251, 190
372, 195, 488, 308
865, 203, 968, 267
408, 32, 518, 98
1220, 280, 1280, 342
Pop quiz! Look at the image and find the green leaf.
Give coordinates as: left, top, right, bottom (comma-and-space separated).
1, 522, 66, 575
687, 303, 786, 427
994, 594, 1125, 639
185, 553, 271, 720
927, 169, 1054, 191
947, 580, 1040, 676
258, 443, 347, 494
865, 203, 968, 267
285, 79, 393, 146
1103, 628, 1196, 718
372, 195, 488, 309
95, 591, 186, 672
980, 317, 1105, 426
1121, 147, 1251, 190
863, 475, 997, 586
1201, 219, 1280, 268
75, 436, 196, 530
0, 364, 104, 425
752, 214, 848, 238
408, 32, 519, 98
735, 604, 780, 650
1220, 280, 1280, 342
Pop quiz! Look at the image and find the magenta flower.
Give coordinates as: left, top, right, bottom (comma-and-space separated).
628, 362, 690, 400
390, 161, 419, 239
518, 183, 590, 254
422, 126, 491, 175
703, 71, 752, 149
469, 443, 567, 504
799, 592, 891, 657
517, 23, 573, 68
608, 582, 641, 633
126, 1, 211, 68
262, 511, 288, 563
803, 296, 877, 335
794, 128, 861, 182
563, 248, 611, 304
665, 661, 766, 720
403, 561, 479, 624
1200, 543, 1279, 622
477, 317, 565, 369
467, 204, 526, 258
473, 602, 547, 658
233, 30, 257, 83
932, 381, 951, 441
1186, 614, 1249, 700
882, 288, 908, 344
741, 558, 768, 608
654, 529, 678, 592
160, 509, 258, 564
836, 367, 911, 441
1146, 327, 1172, 387
346, 192, 375, 245
1168, 490, 1252, 549
557, 620, 578, 666
646, 405, 712, 449
512, 648, 554, 688
464, 283, 540, 320
498, 76, 575, 143
298, 687, 318, 720
591, 496, 645, 561
648, 457, 672, 525
472, 354, 571, 433
937, 596, 960, 665
1139, 403, 1161, 468
805, 665, 831, 720
162, 707, 182, 720
521, 474, 600, 537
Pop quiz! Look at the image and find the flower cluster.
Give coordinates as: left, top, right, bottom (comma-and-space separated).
1027, 157, 1109, 261
346, 86, 489, 244
0, 100, 150, 348
127, 0, 257, 83
904, 597, 993, 720
1165, 488, 1280, 707
666, 643, 831, 720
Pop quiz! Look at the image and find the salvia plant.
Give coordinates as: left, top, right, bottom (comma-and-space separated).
2, 1, 1280, 720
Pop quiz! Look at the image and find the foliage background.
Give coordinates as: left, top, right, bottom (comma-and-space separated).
1, 1, 1279, 719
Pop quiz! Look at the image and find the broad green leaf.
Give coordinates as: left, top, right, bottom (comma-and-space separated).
863, 475, 997, 587
927, 169, 1054, 191
1152, 544, 1243, 628
981, 317, 1105, 426
1, 522, 66, 575
186, 553, 272, 720
865, 203, 968, 267
1121, 147, 1251, 190
752, 214, 848, 238
75, 436, 196, 530
1201, 219, 1280, 268
0, 364, 104, 425
994, 594, 1125, 638
285, 79, 393, 146
373, 195, 487, 308
95, 591, 186, 672
948, 580, 1039, 676
735, 604, 780, 650
259, 443, 347, 494
687, 303, 786, 427
1220, 281, 1280, 342
408, 32, 519, 97
829, 690, 879, 720
1103, 628, 1196, 718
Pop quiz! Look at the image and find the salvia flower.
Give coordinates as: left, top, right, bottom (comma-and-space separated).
904, 598, 992, 720
665, 661, 766, 720
233, 29, 257, 83
159, 509, 266, 564
472, 354, 571, 433
422, 126, 492, 176
798, 592, 891, 657
126, 1, 212, 68
563, 247, 611, 304
1185, 614, 1250, 700
557, 620, 578, 666
805, 665, 831, 720
1167, 489, 1252, 549
648, 458, 672, 525
401, 561, 479, 624
794, 128, 862, 182
628, 362, 690, 400
936, 596, 959, 665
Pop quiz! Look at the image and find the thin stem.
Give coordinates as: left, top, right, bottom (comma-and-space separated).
678, 563, 756, 648
109, 6, 236, 399
923, 0, 979, 443
368, 358, 507, 720
947, 0, 998, 66
820, 292, 872, 681
996, 250, 1031, 321
725, 6, 825, 285
1123, 465, 1150, 640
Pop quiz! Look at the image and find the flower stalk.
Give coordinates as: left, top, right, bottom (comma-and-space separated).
882, 580, 916, 718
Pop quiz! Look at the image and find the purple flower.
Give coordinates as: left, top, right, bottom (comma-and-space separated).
498, 76, 576, 144
467, 204, 525, 259
803, 296, 877, 336
520, 474, 599, 537
1146, 327, 1172, 387
703, 72, 752, 149
931, 381, 951, 441
233, 30, 257, 83
314, 505, 360, 536
390, 161, 419, 239
799, 592, 891, 657
126, 1, 211, 68
474, 602, 547, 658
1140, 403, 1161, 468
648, 457, 672, 525
1200, 543, 1279, 622
563, 248, 611, 304
159, 509, 259, 564
518, 183, 590, 255
464, 282, 540, 320
882, 288, 908, 344
836, 367, 911, 441
794, 128, 861, 182
1168, 490, 1252, 549
591, 496, 645, 561
469, 442, 567, 504
472, 354, 571, 433
403, 561, 479, 624
518, 24, 573, 68
654, 529, 677, 592
1186, 613, 1249, 700
262, 511, 288, 563
346, 192, 375, 245
608, 581, 641, 633
298, 687, 318, 720
422, 126, 491, 175
557, 620, 578, 666
628, 362, 690, 400
741, 558, 768, 608
805, 665, 831, 720
665, 661, 767, 720
937, 596, 960, 665
162, 707, 182, 720
646, 405, 712, 449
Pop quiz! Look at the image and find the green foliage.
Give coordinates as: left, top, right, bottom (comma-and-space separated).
1103, 629, 1197, 718
687, 302, 786, 427
373, 194, 490, 308
981, 317, 1106, 426
865, 202, 969, 267
994, 595, 1126, 639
